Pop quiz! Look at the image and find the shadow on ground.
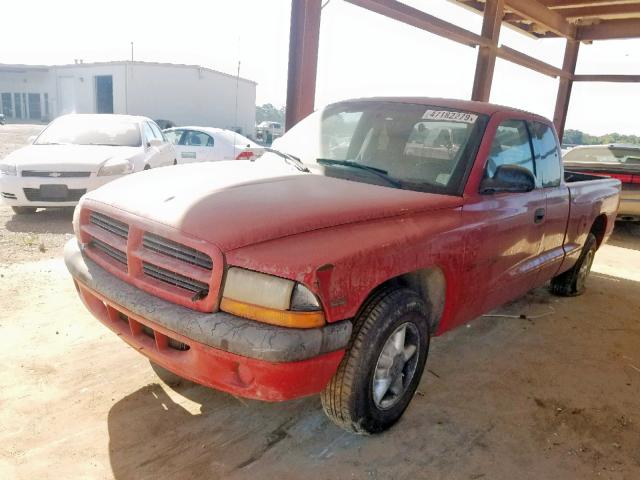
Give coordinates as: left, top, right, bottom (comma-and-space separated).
4, 207, 74, 234
608, 221, 640, 250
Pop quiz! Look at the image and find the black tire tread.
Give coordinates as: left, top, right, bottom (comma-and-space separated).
321, 286, 427, 434
550, 233, 597, 297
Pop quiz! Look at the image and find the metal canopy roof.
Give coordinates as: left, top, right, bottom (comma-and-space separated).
452, 0, 640, 40
285, 0, 640, 139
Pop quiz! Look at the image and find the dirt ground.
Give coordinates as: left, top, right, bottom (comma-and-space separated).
1, 126, 639, 479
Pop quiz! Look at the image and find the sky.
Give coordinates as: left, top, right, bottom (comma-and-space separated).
2, 0, 639, 135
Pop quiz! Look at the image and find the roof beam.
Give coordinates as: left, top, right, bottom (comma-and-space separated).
345, 0, 490, 47
504, 0, 576, 37
576, 18, 640, 39
573, 74, 640, 82
558, 3, 640, 19
546, 1, 640, 9
496, 45, 570, 77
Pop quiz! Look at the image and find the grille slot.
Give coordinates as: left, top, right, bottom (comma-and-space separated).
22, 170, 90, 178
142, 262, 209, 296
143, 233, 212, 270
168, 338, 190, 351
90, 239, 128, 266
23, 187, 86, 202
1, 192, 17, 199
90, 212, 129, 239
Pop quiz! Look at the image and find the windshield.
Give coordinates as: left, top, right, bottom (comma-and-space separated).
272, 101, 487, 194
564, 146, 640, 165
35, 116, 142, 147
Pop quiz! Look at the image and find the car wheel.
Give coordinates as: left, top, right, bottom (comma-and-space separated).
143, 164, 151, 170
173, 159, 177, 165
550, 233, 597, 297
321, 287, 430, 434
11, 206, 37, 215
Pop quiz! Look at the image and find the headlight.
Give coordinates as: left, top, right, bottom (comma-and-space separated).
0, 164, 17, 176
220, 267, 324, 328
97, 158, 134, 177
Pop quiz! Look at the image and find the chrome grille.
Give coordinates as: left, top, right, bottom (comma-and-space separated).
90, 212, 129, 239
143, 233, 212, 270
22, 170, 91, 178
142, 262, 209, 295
90, 238, 127, 266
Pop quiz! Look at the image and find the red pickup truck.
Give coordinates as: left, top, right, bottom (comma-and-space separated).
65, 98, 620, 434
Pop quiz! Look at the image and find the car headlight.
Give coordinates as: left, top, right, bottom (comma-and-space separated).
97, 158, 134, 177
220, 267, 324, 328
0, 164, 17, 176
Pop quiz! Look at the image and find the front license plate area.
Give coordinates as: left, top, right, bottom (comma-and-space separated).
40, 184, 68, 199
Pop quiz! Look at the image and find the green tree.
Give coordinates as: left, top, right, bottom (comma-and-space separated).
256, 104, 285, 124
562, 129, 640, 146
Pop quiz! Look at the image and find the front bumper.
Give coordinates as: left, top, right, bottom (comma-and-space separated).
65, 240, 351, 401
0, 172, 118, 207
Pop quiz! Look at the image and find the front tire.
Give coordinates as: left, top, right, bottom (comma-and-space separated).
321, 287, 430, 434
11, 206, 37, 215
550, 233, 597, 296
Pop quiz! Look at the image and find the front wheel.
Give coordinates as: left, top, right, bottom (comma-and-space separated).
321, 287, 430, 434
550, 233, 597, 296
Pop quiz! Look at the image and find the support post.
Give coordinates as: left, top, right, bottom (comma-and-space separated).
285, 0, 322, 131
553, 39, 580, 141
471, 0, 504, 102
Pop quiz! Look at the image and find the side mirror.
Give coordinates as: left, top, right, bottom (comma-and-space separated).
147, 138, 163, 148
480, 164, 535, 194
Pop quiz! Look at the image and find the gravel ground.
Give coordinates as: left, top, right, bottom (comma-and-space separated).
0, 124, 74, 266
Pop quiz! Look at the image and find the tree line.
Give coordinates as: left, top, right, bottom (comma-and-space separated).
563, 129, 640, 146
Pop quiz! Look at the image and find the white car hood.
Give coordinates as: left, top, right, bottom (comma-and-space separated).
5, 144, 140, 171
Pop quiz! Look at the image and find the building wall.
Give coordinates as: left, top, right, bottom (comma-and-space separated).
0, 68, 56, 121
124, 64, 256, 136
0, 62, 257, 137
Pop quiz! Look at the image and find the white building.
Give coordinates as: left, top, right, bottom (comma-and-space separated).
0, 61, 257, 136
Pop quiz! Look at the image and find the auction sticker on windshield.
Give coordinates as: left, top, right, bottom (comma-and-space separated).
422, 110, 478, 123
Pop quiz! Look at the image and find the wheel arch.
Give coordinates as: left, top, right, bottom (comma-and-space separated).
590, 214, 607, 249
363, 266, 447, 333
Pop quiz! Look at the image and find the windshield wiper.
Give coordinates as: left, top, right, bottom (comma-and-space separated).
316, 159, 402, 188
262, 147, 309, 172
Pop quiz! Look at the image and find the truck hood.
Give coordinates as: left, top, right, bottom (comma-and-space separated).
5, 144, 140, 171
86, 161, 463, 252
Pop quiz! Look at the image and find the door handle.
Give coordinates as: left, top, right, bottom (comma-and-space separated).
534, 207, 545, 224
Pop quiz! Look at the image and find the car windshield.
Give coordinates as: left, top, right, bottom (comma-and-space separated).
35, 116, 142, 147
270, 101, 488, 194
564, 146, 640, 165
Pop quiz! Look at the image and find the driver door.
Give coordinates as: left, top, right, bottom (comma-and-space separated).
457, 119, 546, 323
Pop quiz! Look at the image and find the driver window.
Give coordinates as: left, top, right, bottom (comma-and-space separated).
485, 120, 535, 179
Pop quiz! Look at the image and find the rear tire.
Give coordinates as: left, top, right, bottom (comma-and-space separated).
11, 206, 37, 215
321, 287, 430, 434
550, 233, 597, 297
143, 164, 151, 170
